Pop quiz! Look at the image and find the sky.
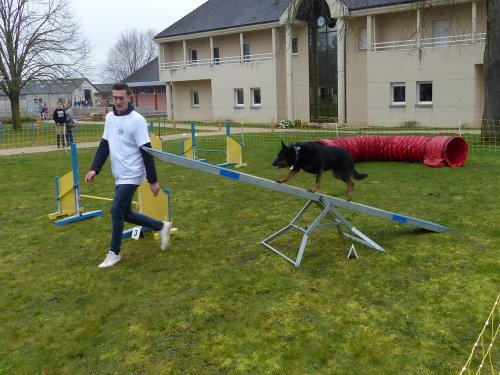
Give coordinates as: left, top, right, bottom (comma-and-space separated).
71, 0, 208, 82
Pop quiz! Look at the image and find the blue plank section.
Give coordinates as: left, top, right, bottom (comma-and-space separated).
219, 169, 240, 180
392, 214, 408, 224
54, 210, 103, 226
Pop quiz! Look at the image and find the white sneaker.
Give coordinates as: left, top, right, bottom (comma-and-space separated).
98, 251, 121, 268
159, 221, 172, 251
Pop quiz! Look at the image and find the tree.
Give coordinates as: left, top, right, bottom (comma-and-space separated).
482, 0, 499, 142
0, 0, 92, 130
100, 29, 157, 83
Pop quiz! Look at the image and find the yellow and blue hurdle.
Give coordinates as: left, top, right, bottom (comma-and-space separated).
181, 121, 247, 168
48, 143, 103, 225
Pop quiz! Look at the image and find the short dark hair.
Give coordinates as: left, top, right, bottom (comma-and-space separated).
112, 82, 132, 95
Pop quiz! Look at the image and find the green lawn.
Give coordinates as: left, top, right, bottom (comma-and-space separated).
0, 136, 498, 374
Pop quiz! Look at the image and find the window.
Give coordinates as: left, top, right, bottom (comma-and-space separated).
213, 47, 220, 65
251, 88, 261, 107
234, 88, 244, 107
417, 82, 433, 105
243, 43, 250, 62
191, 91, 199, 107
292, 38, 298, 55
391, 83, 406, 105
432, 20, 449, 47
189, 49, 198, 65
359, 27, 367, 51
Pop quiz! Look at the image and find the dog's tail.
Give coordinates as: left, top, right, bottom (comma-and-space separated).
353, 170, 368, 180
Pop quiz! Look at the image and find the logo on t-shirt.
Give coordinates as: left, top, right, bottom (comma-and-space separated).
118, 128, 124, 135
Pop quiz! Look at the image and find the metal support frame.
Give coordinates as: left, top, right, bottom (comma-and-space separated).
143, 147, 450, 267
261, 198, 384, 267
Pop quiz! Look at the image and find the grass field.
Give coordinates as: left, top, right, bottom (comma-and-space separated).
0, 135, 498, 374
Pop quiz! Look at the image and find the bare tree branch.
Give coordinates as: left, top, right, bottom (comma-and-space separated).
0, 0, 93, 129
100, 28, 158, 83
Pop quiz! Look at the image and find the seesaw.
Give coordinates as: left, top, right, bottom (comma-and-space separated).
142, 147, 450, 267
181, 121, 247, 168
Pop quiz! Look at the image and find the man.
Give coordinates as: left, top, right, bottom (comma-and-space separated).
39, 102, 44, 119
85, 82, 172, 268
53, 102, 66, 148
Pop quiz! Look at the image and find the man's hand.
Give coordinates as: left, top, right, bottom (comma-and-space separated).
85, 170, 97, 183
150, 182, 160, 197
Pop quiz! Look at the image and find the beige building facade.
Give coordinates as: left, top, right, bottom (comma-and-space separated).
157, 24, 310, 124
341, 0, 486, 127
155, 0, 487, 127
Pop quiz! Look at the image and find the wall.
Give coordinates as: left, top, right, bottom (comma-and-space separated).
345, 2, 486, 126
172, 80, 213, 121
133, 93, 167, 112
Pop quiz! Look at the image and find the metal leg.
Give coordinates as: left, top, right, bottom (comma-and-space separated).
261, 199, 384, 267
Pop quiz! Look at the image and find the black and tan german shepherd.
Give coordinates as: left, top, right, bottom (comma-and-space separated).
272, 141, 367, 201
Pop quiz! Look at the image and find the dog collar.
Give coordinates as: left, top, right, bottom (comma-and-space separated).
291, 146, 301, 170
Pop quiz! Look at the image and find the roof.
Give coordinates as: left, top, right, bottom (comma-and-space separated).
124, 58, 160, 83
93, 84, 114, 93
155, 0, 424, 40
155, 0, 292, 39
19, 78, 96, 95
127, 81, 165, 87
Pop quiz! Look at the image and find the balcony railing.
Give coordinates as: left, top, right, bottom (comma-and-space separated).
372, 32, 486, 52
161, 52, 275, 70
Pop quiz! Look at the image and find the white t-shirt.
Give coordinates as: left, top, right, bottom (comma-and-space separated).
102, 110, 151, 185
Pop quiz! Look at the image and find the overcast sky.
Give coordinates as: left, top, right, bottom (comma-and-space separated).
71, 0, 208, 81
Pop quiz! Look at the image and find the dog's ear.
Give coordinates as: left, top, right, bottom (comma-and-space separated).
281, 140, 287, 149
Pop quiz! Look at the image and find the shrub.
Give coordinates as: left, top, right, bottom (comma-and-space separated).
278, 119, 303, 129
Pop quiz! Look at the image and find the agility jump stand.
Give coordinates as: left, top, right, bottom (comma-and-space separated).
48, 143, 103, 225
181, 121, 247, 168
143, 147, 450, 267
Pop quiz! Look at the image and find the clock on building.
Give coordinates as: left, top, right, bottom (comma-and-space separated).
317, 16, 326, 27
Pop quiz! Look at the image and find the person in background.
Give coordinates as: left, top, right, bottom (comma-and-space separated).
84, 82, 172, 268
39, 102, 45, 120
52, 102, 66, 148
63, 103, 75, 144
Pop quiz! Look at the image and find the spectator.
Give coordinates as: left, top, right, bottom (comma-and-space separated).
63, 103, 75, 144
39, 102, 44, 120
52, 102, 67, 148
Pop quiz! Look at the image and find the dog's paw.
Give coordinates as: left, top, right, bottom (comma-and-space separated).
276, 179, 284, 184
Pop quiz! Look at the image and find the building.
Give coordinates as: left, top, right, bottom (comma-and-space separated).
123, 58, 167, 112
93, 83, 114, 108
154, 0, 487, 126
0, 78, 99, 113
